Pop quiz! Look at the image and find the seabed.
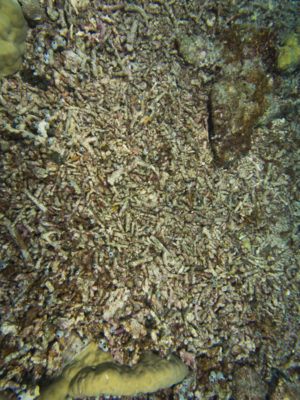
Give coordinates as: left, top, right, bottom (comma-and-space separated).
0, 1, 299, 399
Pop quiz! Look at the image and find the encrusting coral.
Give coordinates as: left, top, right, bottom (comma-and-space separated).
0, 0, 27, 77
38, 342, 189, 399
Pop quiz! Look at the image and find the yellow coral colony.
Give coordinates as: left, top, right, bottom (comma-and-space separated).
38, 342, 189, 400
0, 0, 28, 77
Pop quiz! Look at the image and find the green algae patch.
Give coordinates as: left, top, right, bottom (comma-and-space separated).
38, 342, 189, 399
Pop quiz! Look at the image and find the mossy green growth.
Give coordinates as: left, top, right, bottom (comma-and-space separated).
38, 342, 189, 399
277, 33, 300, 72
0, 0, 27, 77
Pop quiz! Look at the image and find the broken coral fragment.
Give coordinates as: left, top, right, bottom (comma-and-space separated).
38, 342, 189, 400
19, 0, 44, 22
177, 34, 222, 71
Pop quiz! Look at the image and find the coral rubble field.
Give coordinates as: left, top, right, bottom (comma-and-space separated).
0, 1, 299, 399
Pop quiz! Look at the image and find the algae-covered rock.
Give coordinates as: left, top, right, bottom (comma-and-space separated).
209, 60, 273, 165
0, 0, 27, 77
38, 342, 189, 399
277, 33, 300, 73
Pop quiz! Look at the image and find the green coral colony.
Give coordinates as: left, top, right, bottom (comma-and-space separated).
38, 342, 189, 399
277, 32, 300, 72
0, 0, 27, 77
